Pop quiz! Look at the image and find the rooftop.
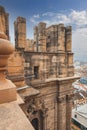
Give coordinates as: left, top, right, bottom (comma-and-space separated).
72, 103, 87, 127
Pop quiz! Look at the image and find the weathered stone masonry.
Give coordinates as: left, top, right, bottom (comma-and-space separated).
0, 6, 9, 39
0, 6, 79, 130
13, 17, 77, 130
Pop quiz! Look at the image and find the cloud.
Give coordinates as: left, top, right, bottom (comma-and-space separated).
30, 17, 36, 23
73, 28, 87, 37
70, 10, 87, 26
29, 10, 87, 27
72, 27, 87, 61
29, 10, 87, 61
73, 28, 87, 50
29, 14, 40, 23
33, 14, 40, 18
56, 14, 71, 24
42, 12, 54, 17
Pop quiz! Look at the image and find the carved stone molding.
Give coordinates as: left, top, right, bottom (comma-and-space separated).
26, 97, 48, 117
66, 94, 74, 101
57, 96, 66, 103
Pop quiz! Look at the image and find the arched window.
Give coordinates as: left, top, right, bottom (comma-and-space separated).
31, 118, 39, 130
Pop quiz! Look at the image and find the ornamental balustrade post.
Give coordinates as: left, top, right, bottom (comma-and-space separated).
0, 32, 17, 104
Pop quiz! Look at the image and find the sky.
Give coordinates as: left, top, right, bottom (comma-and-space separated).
0, 0, 87, 62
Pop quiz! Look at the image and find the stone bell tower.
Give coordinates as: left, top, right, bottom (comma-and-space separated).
19, 22, 79, 130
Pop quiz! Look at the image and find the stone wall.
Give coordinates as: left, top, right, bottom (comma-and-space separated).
6, 12, 75, 130
0, 6, 9, 39
20, 77, 77, 130
24, 51, 74, 85
7, 50, 25, 88
14, 20, 74, 80
14, 17, 26, 49
25, 39, 34, 52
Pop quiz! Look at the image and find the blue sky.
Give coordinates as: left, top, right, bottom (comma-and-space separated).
1, 0, 87, 61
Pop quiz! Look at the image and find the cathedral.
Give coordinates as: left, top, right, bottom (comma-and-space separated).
0, 5, 79, 130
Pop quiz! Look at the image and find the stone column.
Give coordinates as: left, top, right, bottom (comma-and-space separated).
57, 96, 66, 130
66, 94, 73, 130
38, 22, 46, 52
34, 26, 38, 52
42, 109, 48, 130
67, 53, 74, 77
14, 17, 26, 49
57, 24, 65, 52
65, 26, 72, 52
57, 53, 67, 78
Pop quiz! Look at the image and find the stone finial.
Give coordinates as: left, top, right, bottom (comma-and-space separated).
0, 32, 14, 68
0, 32, 17, 104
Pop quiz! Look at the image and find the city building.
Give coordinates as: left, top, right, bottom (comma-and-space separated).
72, 104, 87, 130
